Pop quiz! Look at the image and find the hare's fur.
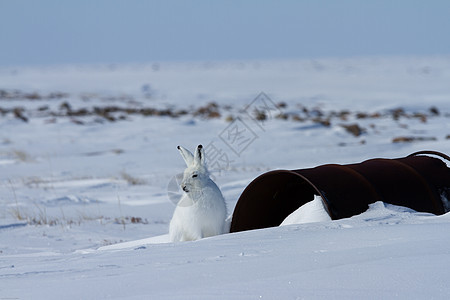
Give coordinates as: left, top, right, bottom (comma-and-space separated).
169, 145, 227, 242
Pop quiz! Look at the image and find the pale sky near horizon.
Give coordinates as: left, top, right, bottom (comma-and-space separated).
1, 0, 449, 66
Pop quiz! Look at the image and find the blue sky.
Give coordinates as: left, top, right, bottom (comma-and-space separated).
1, 0, 449, 66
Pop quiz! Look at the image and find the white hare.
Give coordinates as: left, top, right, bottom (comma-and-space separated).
169, 144, 227, 242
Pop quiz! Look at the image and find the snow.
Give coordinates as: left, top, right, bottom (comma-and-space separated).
1, 56, 450, 299
281, 195, 332, 226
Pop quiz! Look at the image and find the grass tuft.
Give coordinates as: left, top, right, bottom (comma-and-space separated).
120, 171, 146, 185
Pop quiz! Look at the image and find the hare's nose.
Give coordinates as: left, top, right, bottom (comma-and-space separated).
182, 185, 189, 192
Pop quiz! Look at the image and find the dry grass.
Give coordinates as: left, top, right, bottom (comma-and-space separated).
120, 171, 146, 185
7, 178, 148, 228
8, 179, 26, 221
12, 150, 34, 162
392, 136, 437, 143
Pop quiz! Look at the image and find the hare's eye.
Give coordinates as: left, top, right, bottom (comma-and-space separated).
192, 174, 198, 178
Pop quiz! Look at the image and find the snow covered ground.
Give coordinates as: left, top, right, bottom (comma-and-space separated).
1, 56, 450, 299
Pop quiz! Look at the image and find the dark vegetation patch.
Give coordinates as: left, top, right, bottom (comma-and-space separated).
0, 89, 69, 100
340, 123, 365, 137
194, 102, 221, 119
392, 136, 438, 143
1, 88, 448, 145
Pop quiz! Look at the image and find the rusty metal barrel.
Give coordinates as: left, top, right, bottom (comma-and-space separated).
230, 151, 450, 233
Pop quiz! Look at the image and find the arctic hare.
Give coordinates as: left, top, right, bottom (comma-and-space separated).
169, 144, 227, 242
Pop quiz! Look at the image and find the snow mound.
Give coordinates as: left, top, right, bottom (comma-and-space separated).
281, 195, 332, 226
280, 196, 438, 227
98, 234, 171, 251
43, 195, 100, 206
350, 201, 436, 225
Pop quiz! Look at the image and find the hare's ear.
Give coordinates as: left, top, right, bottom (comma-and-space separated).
194, 144, 205, 167
177, 146, 194, 166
